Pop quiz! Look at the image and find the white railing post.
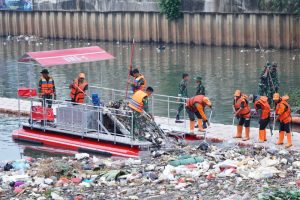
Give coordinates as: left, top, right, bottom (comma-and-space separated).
167, 96, 170, 124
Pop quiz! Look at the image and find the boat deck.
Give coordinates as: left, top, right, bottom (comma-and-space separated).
22, 123, 152, 147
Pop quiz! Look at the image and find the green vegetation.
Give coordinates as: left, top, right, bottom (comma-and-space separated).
259, 188, 300, 200
158, 0, 183, 20
287, 90, 300, 107
258, 0, 300, 14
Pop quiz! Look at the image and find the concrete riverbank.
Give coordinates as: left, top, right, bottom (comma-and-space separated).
0, 11, 299, 49
1, 97, 299, 151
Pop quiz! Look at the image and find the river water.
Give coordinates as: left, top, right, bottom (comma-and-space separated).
0, 37, 299, 160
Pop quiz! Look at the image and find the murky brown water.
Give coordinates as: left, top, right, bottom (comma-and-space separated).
0, 37, 300, 160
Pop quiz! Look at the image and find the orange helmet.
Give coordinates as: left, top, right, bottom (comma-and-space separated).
234, 90, 241, 97
203, 97, 212, 107
273, 93, 280, 101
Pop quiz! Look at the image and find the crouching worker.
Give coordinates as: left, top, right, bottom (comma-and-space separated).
250, 95, 271, 142
128, 87, 154, 134
273, 93, 292, 148
69, 72, 88, 104
186, 95, 212, 134
233, 90, 251, 141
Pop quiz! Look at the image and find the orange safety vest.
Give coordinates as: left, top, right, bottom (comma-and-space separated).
40, 77, 54, 95
133, 74, 147, 92
254, 96, 271, 120
128, 90, 148, 113
70, 79, 88, 103
186, 95, 206, 111
276, 98, 291, 124
234, 95, 251, 118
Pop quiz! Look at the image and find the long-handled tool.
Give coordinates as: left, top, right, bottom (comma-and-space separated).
272, 111, 276, 133
125, 39, 135, 100
198, 109, 213, 150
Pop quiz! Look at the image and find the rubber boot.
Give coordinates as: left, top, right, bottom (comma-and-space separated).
243, 127, 250, 141
263, 129, 267, 142
189, 120, 195, 134
258, 130, 264, 143
276, 131, 284, 145
233, 125, 243, 138
285, 133, 293, 148
198, 119, 205, 132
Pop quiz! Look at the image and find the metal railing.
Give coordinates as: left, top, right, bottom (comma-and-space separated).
89, 85, 189, 129
19, 96, 139, 145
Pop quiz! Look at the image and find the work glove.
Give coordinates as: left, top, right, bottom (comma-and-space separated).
203, 121, 207, 129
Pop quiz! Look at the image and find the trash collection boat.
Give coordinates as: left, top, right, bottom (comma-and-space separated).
12, 46, 166, 158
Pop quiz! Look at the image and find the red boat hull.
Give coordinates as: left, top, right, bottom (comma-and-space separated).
12, 128, 140, 158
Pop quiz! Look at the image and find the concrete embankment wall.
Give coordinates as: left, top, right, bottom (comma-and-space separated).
0, 11, 299, 49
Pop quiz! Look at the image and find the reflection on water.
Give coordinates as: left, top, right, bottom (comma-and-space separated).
1, 38, 299, 124
0, 114, 81, 160
0, 38, 300, 160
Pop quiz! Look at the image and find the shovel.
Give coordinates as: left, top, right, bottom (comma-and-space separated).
198, 109, 213, 151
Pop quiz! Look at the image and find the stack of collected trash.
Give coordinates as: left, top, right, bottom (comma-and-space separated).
106, 100, 166, 146
1, 145, 300, 199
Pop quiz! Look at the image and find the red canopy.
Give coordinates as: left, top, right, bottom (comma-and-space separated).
19, 46, 114, 67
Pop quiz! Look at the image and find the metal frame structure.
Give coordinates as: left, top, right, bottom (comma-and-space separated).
89, 85, 189, 131
14, 46, 154, 153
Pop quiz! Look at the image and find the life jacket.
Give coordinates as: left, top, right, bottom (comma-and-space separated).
276, 97, 291, 124
133, 74, 147, 92
186, 95, 206, 111
128, 90, 148, 113
234, 95, 251, 118
254, 96, 271, 120
70, 79, 88, 103
40, 76, 54, 95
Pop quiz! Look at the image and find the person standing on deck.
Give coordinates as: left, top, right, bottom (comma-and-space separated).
195, 76, 205, 95
249, 95, 271, 143
176, 73, 189, 122
69, 72, 88, 104
185, 95, 212, 133
273, 93, 292, 148
128, 87, 154, 134
233, 90, 251, 141
38, 69, 56, 108
128, 69, 147, 93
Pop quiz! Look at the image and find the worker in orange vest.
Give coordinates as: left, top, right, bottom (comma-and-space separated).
185, 95, 212, 133
128, 87, 153, 115
233, 90, 251, 141
250, 95, 271, 142
273, 93, 292, 148
128, 87, 154, 134
128, 69, 147, 93
38, 69, 56, 108
69, 72, 88, 104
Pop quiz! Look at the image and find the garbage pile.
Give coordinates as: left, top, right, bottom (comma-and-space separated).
106, 100, 166, 147
1, 145, 300, 199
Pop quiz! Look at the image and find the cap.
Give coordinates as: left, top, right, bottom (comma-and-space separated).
194, 76, 202, 82
40, 69, 49, 74
273, 93, 280, 101
78, 72, 86, 79
234, 90, 241, 97
132, 69, 139, 74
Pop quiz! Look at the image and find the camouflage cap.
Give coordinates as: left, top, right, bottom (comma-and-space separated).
194, 76, 202, 82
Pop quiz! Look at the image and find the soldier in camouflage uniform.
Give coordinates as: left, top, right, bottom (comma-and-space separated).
258, 62, 279, 106
195, 76, 205, 95
176, 73, 189, 121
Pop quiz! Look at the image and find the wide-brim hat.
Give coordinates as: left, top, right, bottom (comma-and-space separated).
40, 69, 49, 74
